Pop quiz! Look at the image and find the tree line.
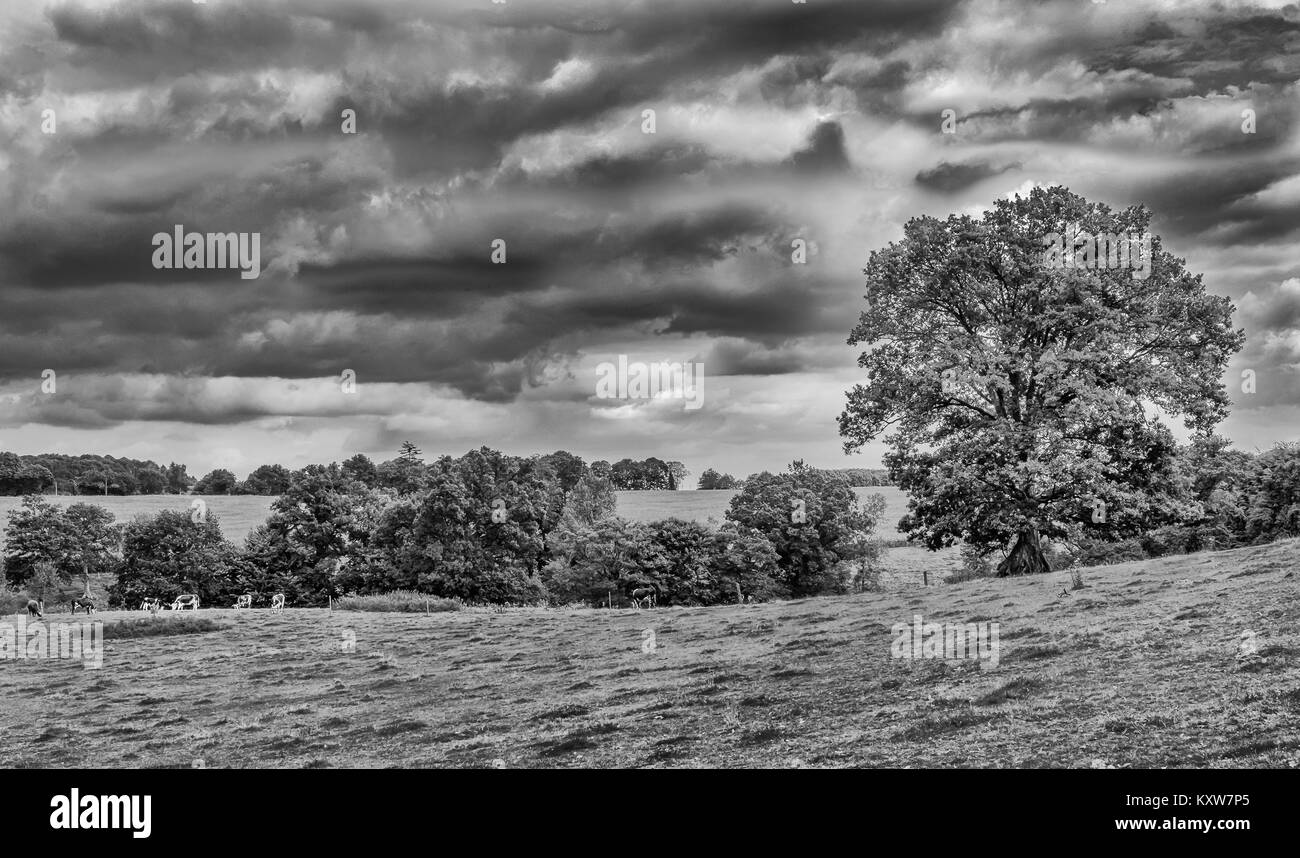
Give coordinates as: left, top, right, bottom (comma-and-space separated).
0, 452, 192, 496
0, 449, 699, 496
2, 447, 887, 609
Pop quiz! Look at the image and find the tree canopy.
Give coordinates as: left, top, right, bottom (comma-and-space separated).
839, 186, 1242, 575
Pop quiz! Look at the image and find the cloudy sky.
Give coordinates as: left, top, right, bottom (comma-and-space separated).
0, 0, 1298, 483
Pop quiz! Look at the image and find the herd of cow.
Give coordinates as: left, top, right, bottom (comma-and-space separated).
22, 592, 287, 619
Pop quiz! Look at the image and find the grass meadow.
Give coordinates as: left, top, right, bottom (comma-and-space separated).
1, 538, 1295, 768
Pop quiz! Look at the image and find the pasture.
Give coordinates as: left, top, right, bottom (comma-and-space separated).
0, 495, 275, 548
2, 538, 1295, 768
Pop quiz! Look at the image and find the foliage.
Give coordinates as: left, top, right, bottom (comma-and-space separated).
334, 591, 462, 613
725, 461, 883, 596
2, 496, 120, 588
248, 465, 390, 605
237, 464, 292, 495
193, 468, 239, 495
697, 468, 741, 490
0, 452, 186, 496
559, 472, 618, 528
840, 186, 1242, 576
608, 457, 688, 490
109, 510, 242, 608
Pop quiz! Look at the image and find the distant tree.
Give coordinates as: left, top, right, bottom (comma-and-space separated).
726, 461, 883, 596
538, 450, 587, 494
165, 462, 193, 494
643, 457, 669, 490
1, 496, 119, 589
666, 461, 689, 491
26, 562, 63, 605
439, 447, 560, 576
251, 468, 389, 605
840, 186, 1242, 576
590, 460, 612, 479
646, 518, 721, 605
78, 469, 113, 495
0, 452, 48, 495
109, 510, 241, 608
1239, 443, 1300, 543
559, 472, 618, 528
403, 463, 548, 603
193, 469, 238, 495
3, 495, 68, 587
341, 454, 379, 489
239, 464, 292, 495
609, 458, 642, 490
375, 458, 426, 495
62, 503, 120, 592
697, 468, 739, 490
542, 516, 664, 606
711, 523, 783, 602
136, 465, 168, 495
399, 441, 422, 463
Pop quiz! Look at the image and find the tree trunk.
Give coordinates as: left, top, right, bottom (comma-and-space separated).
996, 526, 1051, 577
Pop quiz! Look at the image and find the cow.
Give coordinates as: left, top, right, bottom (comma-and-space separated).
270, 593, 285, 613
26, 599, 43, 620
140, 598, 162, 612
630, 586, 658, 609
71, 597, 95, 615
233, 594, 253, 609
171, 594, 200, 611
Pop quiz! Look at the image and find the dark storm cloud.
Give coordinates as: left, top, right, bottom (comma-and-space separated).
703, 340, 811, 376
786, 121, 851, 173
914, 160, 1019, 193
1, 0, 1298, 440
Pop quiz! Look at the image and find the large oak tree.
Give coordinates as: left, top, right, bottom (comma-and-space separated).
839, 187, 1242, 576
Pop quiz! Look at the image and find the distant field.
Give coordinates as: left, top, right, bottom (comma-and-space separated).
0, 486, 955, 584
0, 495, 274, 547
615, 487, 907, 530
4, 538, 1294, 768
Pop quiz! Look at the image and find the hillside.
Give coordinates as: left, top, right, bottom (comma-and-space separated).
1, 539, 1296, 768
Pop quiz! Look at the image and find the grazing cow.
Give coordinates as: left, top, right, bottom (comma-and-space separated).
270, 593, 286, 613
171, 594, 200, 611
71, 597, 95, 615
140, 598, 162, 612
26, 599, 43, 620
630, 586, 658, 609
233, 594, 253, 609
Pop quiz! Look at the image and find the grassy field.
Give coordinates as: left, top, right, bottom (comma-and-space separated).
2, 538, 1295, 768
0, 495, 275, 547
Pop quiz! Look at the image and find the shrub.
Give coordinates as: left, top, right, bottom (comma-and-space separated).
0, 589, 34, 615
945, 544, 997, 584
335, 590, 462, 613
100, 617, 227, 638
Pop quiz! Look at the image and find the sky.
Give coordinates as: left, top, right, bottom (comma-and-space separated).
0, 0, 1298, 484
